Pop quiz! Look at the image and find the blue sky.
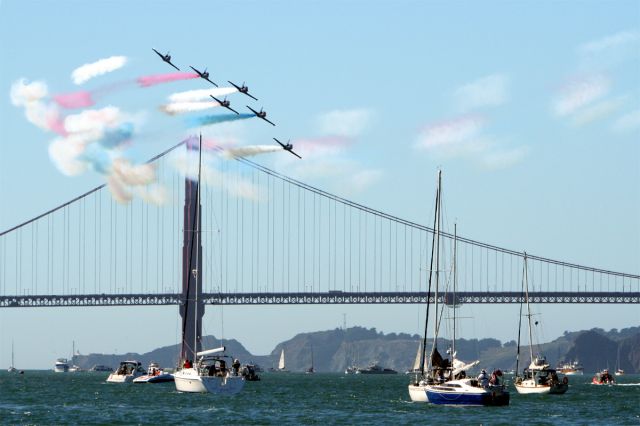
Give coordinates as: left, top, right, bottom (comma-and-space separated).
0, 0, 638, 368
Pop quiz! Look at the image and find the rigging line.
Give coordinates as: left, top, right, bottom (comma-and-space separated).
234, 156, 636, 278
0, 139, 187, 237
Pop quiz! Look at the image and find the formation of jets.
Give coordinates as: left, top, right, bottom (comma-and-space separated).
153, 48, 301, 160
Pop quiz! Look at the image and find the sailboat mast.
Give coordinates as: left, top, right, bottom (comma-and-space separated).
193, 134, 203, 361
432, 170, 442, 355
419, 171, 441, 376
515, 253, 525, 377
452, 223, 457, 359
523, 253, 535, 365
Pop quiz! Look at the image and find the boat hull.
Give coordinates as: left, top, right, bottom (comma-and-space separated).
515, 381, 568, 394
408, 383, 429, 402
426, 389, 510, 406
106, 373, 142, 383
133, 373, 174, 383
174, 368, 245, 394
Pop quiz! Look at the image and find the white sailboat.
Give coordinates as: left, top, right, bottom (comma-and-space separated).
514, 253, 568, 395
408, 172, 509, 406
173, 135, 244, 395
277, 348, 287, 372
306, 345, 315, 374
7, 340, 17, 373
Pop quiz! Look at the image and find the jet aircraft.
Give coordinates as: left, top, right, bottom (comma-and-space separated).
210, 95, 238, 115
274, 138, 302, 159
228, 81, 258, 100
152, 48, 180, 71
246, 106, 275, 126
190, 66, 218, 86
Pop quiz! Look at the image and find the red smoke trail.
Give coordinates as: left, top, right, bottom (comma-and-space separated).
137, 72, 199, 87
53, 91, 94, 109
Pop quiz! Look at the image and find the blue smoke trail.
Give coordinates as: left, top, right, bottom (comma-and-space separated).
185, 113, 254, 127
99, 122, 134, 149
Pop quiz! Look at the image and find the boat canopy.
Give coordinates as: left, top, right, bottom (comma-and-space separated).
197, 346, 226, 357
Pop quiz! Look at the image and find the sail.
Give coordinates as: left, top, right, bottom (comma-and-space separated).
412, 341, 423, 371
278, 349, 285, 370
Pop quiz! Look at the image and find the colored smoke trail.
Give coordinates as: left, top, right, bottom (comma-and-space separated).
160, 101, 220, 115
71, 56, 127, 85
186, 113, 254, 127
53, 91, 94, 109
222, 144, 281, 159
169, 87, 237, 103
137, 72, 199, 87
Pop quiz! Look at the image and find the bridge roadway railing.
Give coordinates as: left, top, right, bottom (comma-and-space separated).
1, 291, 638, 307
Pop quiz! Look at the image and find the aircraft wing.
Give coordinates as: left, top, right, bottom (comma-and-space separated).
152, 48, 164, 59
273, 138, 286, 148
262, 117, 276, 126
228, 80, 241, 91
189, 66, 201, 75
245, 92, 258, 101
225, 105, 239, 115
246, 105, 259, 115
168, 61, 180, 71
210, 95, 223, 104
289, 150, 302, 159
204, 77, 218, 87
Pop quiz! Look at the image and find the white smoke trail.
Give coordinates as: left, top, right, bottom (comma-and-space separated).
160, 101, 220, 116
111, 158, 155, 186
222, 144, 281, 159
71, 56, 127, 85
64, 106, 122, 137
48, 135, 89, 176
10, 79, 64, 133
107, 174, 133, 203
168, 87, 237, 103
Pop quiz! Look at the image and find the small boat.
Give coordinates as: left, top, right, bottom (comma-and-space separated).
133, 362, 174, 383
54, 358, 69, 373
615, 369, 625, 376
90, 365, 113, 372
106, 361, 145, 383
514, 254, 568, 395
557, 360, 584, 375
277, 348, 288, 372
306, 344, 315, 374
614, 346, 625, 376
344, 365, 357, 374
7, 341, 17, 373
174, 346, 245, 394
405, 341, 424, 374
356, 363, 397, 374
592, 369, 615, 385
69, 365, 84, 373
241, 364, 261, 381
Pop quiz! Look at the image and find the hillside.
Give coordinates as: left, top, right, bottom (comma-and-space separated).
73, 326, 640, 374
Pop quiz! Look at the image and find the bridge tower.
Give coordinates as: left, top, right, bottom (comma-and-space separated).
179, 140, 204, 363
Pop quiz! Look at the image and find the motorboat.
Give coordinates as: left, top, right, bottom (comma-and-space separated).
241, 364, 261, 381
356, 363, 397, 374
557, 360, 584, 375
344, 365, 357, 374
106, 361, 145, 383
69, 365, 84, 372
90, 365, 113, 372
174, 346, 245, 394
592, 369, 615, 385
615, 369, 625, 376
133, 362, 174, 383
54, 358, 69, 373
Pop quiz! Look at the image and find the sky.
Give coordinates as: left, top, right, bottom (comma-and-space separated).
0, 0, 639, 369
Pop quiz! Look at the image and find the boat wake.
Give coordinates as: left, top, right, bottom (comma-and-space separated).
617, 383, 640, 386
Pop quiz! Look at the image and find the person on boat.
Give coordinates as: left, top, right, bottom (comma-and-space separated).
478, 369, 489, 387
184, 359, 192, 369
232, 358, 241, 375
218, 359, 227, 377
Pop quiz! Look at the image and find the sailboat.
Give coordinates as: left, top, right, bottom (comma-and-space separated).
405, 341, 424, 374
173, 135, 245, 395
306, 345, 315, 374
514, 253, 568, 394
615, 346, 625, 376
408, 171, 509, 406
277, 348, 287, 372
7, 340, 17, 373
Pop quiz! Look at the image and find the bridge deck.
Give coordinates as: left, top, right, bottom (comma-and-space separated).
1, 291, 638, 307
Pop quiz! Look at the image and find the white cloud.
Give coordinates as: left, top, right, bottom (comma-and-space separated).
579, 31, 640, 55
415, 115, 485, 150
552, 75, 610, 117
316, 108, 373, 137
571, 96, 627, 127
612, 109, 640, 133
480, 146, 530, 170
453, 74, 509, 111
